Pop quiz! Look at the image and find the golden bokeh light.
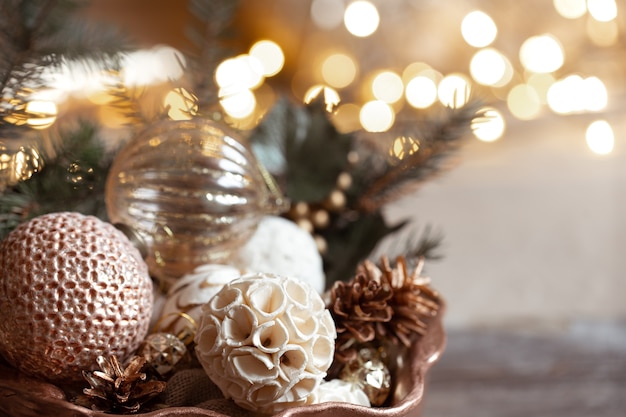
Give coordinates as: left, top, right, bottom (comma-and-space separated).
311, 0, 345, 30
469, 48, 512, 86
547, 75, 607, 114
438, 74, 471, 108
401, 62, 433, 83
586, 18, 619, 46
526, 73, 556, 104
304, 85, 341, 111
586, 120, 614, 155
519, 34, 564, 73
461, 11, 498, 47
389, 136, 420, 160
471, 107, 505, 142
553, 0, 587, 19
322, 53, 357, 89
587, 0, 618, 22
372, 71, 404, 104
215, 55, 264, 94
405, 76, 438, 109
507, 84, 542, 120
163, 88, 198, 120
220, 89, 256, 119
25, 100, 58, 129
359, 100, 395, 132
344, 1, 380, 37
331, 103, 361, 133
249, 40, 285, 77
582, 76, 608, 111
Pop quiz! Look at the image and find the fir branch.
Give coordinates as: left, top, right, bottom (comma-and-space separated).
353, 102, 482, 213
185, 0, 239, 108
0, 121, 112, 238
1, 0, 128, 128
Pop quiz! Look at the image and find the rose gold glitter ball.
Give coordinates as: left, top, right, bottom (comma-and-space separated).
0, 212, 153, 384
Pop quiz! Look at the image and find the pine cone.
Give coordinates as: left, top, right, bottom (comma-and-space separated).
378, 256, 440, 347
78, 355, 166, 414
329, 263, 393, 364
329, 256, 440, 366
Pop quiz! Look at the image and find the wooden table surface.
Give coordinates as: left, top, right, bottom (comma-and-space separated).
421, 323, 626, 417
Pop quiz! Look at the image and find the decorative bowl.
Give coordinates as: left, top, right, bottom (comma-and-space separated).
0, 303, 445, 417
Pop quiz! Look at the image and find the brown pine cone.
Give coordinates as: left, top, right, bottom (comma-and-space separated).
329, 256, 440, 366
379, 256, 440, 347
329, 261, 393, 363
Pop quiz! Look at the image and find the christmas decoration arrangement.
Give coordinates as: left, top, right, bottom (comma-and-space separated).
1, 1, 475, 416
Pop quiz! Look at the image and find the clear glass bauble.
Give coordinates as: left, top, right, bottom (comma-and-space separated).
105, 118, 287, 287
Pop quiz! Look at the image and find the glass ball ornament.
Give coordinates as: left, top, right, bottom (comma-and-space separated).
105, 118, 287, 287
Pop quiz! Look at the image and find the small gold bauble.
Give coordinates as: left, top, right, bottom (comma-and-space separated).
340, 347, 392, 407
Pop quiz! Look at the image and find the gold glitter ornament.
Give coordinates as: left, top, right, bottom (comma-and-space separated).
339, 347, 392, 407
138, 333, 190, 377
105, 118, 287, 287
0, 212, 153, 384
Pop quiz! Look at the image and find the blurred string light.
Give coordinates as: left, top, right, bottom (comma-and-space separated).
389, 136, 420, 160
469, 48, 513, 87
371, 71, 404, 103
471, 107, 505, 142
163, 87, 198, 120
322, 53, 357, 88
519, 34, 564, 73
360, 100, 394, 132
311, 0, 344, 30
405, 75, 438, 109
438, 74, 471, 108
215, 40, 285, 119
344, 1, 380, 37
553, 0, 587, 18
304, 85, 340, 111
587, 0, 618, 22
586, 120, 614, 155
461, 11, 498, 47
507, 84, 542, 120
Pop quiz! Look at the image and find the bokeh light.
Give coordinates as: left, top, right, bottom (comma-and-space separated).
332, 103, 361, 133
311, 0, 345, 30
360, 100, 395, 132
389, 136, 420, 160
304, 85, 341, 111
471, 107, 505, 142
587, 0, 618, 22
215, 55, 264, 95
507, 84, 542, 120
586, 120, 614, 154
25, 100, 58, 129
461, 11, 498, 47
519, 34, 564, 73
470, 48, 511, 86
372, 71, 404, 103
438, 74, 471, 108
322, 53, 357, 88
553, 0, 587, 19
220, 89, 256, 118
586, 18, 619, 46
164, 88, 198, 120
546, 75, 607, 114
249, 40, 285, 77
344, 1, 380, 37
405, 76, 438, 109
526, 73, 556, 104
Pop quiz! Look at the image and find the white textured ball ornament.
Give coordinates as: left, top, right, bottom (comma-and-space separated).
231, 216, 326, 294
0, 212, 153, 383
194, 272, 336, 414
156, 264, 244, 338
